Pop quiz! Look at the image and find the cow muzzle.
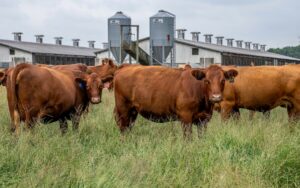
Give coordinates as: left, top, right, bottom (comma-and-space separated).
91, 97, 101, 104
210, 94, 222, 103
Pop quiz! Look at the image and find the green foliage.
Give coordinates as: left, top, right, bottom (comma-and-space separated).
268, 45, 300, 59
0, 88, 299, 187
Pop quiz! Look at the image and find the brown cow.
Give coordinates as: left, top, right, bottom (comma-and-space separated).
219, 65, 300, 121
7, 63, 111, 134
88, 58, 117, 90
114, 65, 238, 138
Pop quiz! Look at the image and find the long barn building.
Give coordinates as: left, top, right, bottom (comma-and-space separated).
96, 35, 300, 67
0, 33, 100, 68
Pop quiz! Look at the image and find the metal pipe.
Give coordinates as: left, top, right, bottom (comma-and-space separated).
120, 26, 123, 64
136, 25, 139, 64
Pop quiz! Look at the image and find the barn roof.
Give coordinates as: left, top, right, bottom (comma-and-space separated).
95, 37, 300, 62
0, 39, 100, 57
176, 38, 300, 61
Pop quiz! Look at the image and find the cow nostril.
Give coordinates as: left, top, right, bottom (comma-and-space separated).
210, 94, 222, 102
91, 97, 100, 103
212, 94, 221, 99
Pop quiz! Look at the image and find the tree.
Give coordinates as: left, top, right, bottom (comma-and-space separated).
268, 45, 300, 59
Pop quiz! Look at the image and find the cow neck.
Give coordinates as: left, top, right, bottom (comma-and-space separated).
75, 83, 90, 112
181, 70, 207, 103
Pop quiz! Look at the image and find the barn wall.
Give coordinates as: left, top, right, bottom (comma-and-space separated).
95, 39, 222, 67
130, 40, 222, 67
175, 43, 222, 67
96, 51, 113, 65
0, 45, 32, 67
95, 50, 134, 65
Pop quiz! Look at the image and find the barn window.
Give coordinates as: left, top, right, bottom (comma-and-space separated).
9, 49, 15, 55
200, 58, 204, 65
192, 48, 199, 55
205, 58, 214, 66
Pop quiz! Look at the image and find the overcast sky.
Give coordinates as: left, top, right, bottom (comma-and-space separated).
0, 0, 299, 49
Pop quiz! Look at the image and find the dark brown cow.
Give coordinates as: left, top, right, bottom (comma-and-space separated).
219, 65, 300, 121
7, 63, 110, 134
88, 58, 117, 90
114, 65, 238, 138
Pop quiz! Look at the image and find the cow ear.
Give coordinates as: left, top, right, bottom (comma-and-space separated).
191, 69, 206, 80
108, 59, 114, 66
224, 69, 238, 83
74, 72, 87, 84
101, 75, 113, 83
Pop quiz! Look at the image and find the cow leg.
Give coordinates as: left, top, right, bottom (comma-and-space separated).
59, 119, 68, 135
179, 112, 193, 140
24, 110, 34, 131
128, 108, 138, 129
194, 113, 211, 138
220, 102, 235, 120
197, 122, 207, 139
231, 108, 240, 119
287, 107, 300, 122
72, 114, 81, 131
263, 111, 271, 119
114, 106, 131, 134
181, 123, 192, 140
13, 110, 21, 135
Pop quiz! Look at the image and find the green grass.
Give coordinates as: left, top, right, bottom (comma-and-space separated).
0, 87, 299, 187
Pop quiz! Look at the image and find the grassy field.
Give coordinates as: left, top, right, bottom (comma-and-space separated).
0, 87, 299, 187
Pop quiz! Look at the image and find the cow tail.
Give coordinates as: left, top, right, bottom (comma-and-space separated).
11, 63, 31, 131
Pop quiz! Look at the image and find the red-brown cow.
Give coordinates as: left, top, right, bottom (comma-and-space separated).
114, 65, 238, 138
6, 63, 111, 134
219, 65, 300, 121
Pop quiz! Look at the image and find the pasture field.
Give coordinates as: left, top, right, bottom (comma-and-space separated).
0, 87, 299, 187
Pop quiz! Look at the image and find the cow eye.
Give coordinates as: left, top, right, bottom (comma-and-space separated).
204, 79, 210, 85
221, 79, 225, 84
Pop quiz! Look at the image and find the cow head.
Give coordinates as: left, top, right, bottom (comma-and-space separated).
191, 65, 238, 103
0, 70, 7, 86
102, 58, 117, 75
75, 73, 113, 104
184, 64, 192, 69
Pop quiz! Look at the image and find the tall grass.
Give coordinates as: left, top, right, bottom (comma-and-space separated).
0, 87, 299, 187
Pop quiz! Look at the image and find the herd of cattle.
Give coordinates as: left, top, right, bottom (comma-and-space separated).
0, 58, 300, 138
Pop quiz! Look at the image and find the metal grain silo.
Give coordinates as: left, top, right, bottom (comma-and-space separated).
150, 10, 175, 65
108, 11, 131, 64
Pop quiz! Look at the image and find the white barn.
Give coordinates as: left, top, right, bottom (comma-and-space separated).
95, 37, 300, 67
0, 37, 100, 68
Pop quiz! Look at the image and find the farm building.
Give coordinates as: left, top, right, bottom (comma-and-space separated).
96, 35, 300, 67
0, 33, 100, 68
96, 10, 300, 67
